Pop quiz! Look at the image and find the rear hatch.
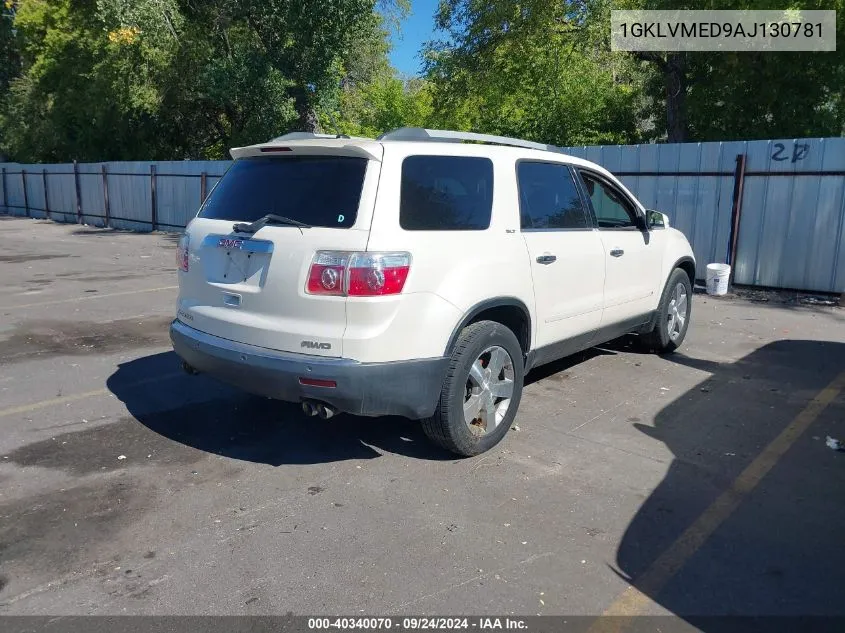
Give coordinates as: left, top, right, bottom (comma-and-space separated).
176, 140, 383, 357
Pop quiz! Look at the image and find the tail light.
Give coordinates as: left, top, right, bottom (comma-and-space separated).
306, 251, 411, 296
177, 233, 190, 272
348, 253, 411, 296
306, 252, 349, 296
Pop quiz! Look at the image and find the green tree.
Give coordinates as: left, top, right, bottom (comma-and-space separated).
236, 0, 378, 131
331, 75, 433, 137
612, 0, 845, 141
0, 0, 403, 160
0, 1, 19, 94
0, 0, 162, 161
683, 3, 845, 140
424, 0, 645, 145
428, 0, 845, 143
320, 6, 433, 138
164, 0, 297, 157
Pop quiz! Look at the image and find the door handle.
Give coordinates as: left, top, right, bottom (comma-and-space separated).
610, 248, 624, 257
536, 254, 557, 265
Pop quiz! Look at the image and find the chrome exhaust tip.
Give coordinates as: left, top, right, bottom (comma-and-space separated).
317, 404, 337, 420
302, 401, 319, 417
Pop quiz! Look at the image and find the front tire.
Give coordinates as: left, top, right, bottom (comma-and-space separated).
641, 268, 692, 353
422, 320, 524, 456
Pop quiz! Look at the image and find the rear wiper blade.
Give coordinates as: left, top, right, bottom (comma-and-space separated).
232, 214, 311, 234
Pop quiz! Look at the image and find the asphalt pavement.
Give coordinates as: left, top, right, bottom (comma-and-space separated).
1, 216, 844, 628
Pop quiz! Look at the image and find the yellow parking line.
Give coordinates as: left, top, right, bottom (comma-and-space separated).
589, 370, 845, 631
0, 372, 183, 418
0, 388, 110, 418
7, 286, 177, 310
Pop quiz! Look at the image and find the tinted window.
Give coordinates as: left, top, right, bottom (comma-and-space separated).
400, 156, 493, 231
517, 162, 590, 230
579, 171, 637, 229
199, 156, 367, 228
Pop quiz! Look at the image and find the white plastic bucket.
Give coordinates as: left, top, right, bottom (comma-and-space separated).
706, 263, 731, 296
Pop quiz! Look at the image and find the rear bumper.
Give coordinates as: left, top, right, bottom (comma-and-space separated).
170, 320, 448, 419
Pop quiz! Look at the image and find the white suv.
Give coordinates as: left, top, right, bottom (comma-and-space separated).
171, 128, 695, 456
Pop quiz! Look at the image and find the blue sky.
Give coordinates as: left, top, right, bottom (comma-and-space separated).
387, 0, 440, 77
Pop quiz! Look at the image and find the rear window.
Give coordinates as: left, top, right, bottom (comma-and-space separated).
199, 156, 367, 228
400, 156, 493, 231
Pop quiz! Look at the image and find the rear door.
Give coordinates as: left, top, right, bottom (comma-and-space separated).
177, 146, 382, 357
518, 161, 605, 359
576, 169, 662, 327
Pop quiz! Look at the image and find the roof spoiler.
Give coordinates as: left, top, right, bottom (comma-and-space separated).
230, 133, 382, 161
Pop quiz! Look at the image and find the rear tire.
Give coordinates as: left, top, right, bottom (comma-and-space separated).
422, 321, 524, 457
641, 268, 692, 353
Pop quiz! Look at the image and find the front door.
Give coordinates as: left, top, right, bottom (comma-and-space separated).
577, 169, 662, 328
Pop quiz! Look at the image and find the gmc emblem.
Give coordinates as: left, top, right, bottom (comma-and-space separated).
301, 341, 332, 350
217, 237, 244, 250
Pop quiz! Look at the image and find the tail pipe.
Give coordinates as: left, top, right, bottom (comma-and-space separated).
317, 403, 338, 420
302, 400, 339, 420
181, 361, 200, 376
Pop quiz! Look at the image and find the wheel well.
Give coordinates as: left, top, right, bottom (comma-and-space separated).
465, 305, 530, 355
676, 259, 696, 286
444, 301, 532, 357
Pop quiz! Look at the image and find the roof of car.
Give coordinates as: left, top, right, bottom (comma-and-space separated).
229, 128, 611, 177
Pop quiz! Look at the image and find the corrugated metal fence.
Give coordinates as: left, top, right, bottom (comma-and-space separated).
2, 137, 845, 293
0, 160, 229, 232
560, 137, 845, 294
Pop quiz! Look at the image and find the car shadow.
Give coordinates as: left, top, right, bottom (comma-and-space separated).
614, 339, 845, 623
107, 351, 456, 465
525, 347, 616, 385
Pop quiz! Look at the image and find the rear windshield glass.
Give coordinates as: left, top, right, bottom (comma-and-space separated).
199, 156, 367, 228
400, 156, 493, 231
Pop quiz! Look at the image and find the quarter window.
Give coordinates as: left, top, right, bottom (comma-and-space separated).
400, 156, 493, 231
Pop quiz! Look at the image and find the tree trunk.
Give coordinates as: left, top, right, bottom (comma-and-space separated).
665, 53, 687, 143
294, 88, 320, 133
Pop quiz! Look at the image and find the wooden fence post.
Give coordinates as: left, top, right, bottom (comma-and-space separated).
73, 160, 83, 224
150, 164, 158, 231
101, 165, 110, 228
21, 169, 29, 217
42, 168, 50, 220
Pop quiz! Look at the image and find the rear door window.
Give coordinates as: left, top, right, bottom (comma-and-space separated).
400, 156, 493, 230
199, 156, 367, 228
517, 161, 591, 230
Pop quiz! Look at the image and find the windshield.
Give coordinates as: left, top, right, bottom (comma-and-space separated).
199, 155, 367, 228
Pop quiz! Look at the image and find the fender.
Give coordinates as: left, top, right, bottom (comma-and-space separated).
670, 255, 697, 285
443, 297, 533, 357
672, 255, 696, 274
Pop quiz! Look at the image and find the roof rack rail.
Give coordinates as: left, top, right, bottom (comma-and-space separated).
377, 127, 562, 153
269, 132, 353, 142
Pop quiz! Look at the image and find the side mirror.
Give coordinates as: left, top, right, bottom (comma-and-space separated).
646, 209, 669, 229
